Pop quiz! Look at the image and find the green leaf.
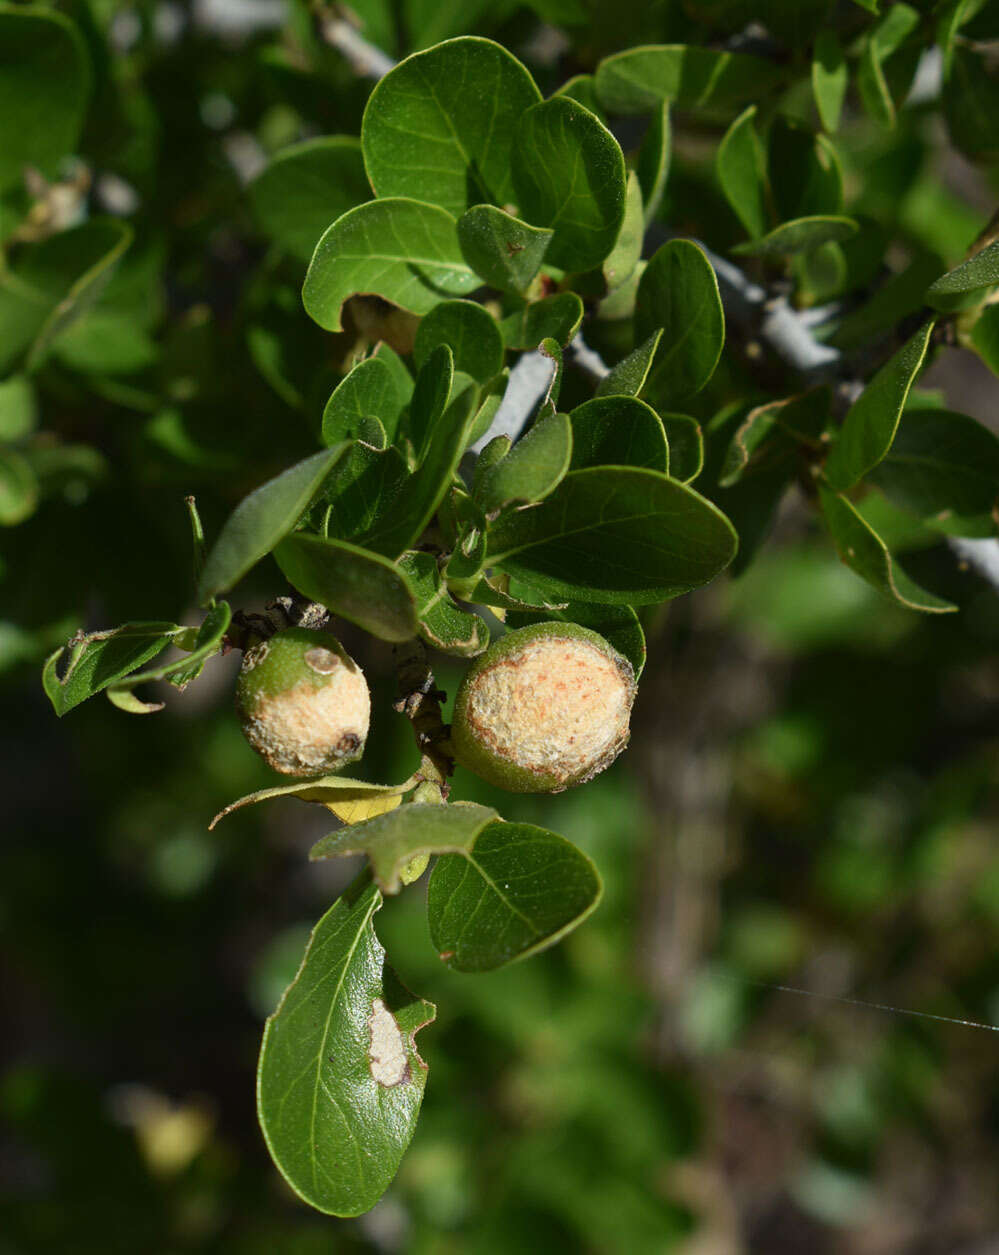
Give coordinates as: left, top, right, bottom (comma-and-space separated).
475, 409, 573, 512
927, 240, 999, 305
945, 47, 999, 160
486, 466, 738, 605
636, 103, 670, 228
817, 484, 956, 613
732, 215, 858, 260
660, 413, 704, 483
273, 533, 419, 642
198, 445, 349, 603
250, 137, 371, 264
511, 97, 627, 274
868, 408, 999, 537
858, 35, 895, 128
595, 330, 663, 398
464, 573, 567, 613
456, 205, 553, 294
322, 357, 408, 448
257, 873, 435, 1217
0, 220, 133, 374
720, 392, 827, 487
506, 590, 646, 678
635, 241, 725, 404
210, 777, 417, 830
0, 5, 90, 191
971, 303, 999, 375
812, 31, 848, 133
824, 321, 935, 490
466, 368, 509, 446
398, 552, 488, 656
428, 820, 603, 972
311, 802, 499, 894
0, 374, 37, 441
303, 199, 478, 334
413, 300, 504, 384
43, 622, 180, 717
361, 37, 541, 217
106, 602, 232, 710
594, 45, 783, 116
554, 73, 607, 121
407, 344, 454, 463
499, 292, 583, 350
0, 449, 38, 526
359, 368, 478, 558
602, 171, 643, 291
767, 120, 844, 220
316, 443, 409, 545
569, 397, 668, 473
716, 106, 768, 240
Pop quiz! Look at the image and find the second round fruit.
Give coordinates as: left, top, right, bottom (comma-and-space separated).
451, 621, 636, 793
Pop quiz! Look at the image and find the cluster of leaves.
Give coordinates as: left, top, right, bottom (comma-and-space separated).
5, 0, 999, 1226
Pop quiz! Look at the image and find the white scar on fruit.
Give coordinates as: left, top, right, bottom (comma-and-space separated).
367, 998, 409, 1087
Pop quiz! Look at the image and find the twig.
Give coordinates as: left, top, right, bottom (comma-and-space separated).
315, 7, 396, 78
392, 640, 453, 792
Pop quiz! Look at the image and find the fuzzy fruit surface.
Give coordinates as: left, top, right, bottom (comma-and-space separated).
451, 621, 636, 793
236, 628, 370, 776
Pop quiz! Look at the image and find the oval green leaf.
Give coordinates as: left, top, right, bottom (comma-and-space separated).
43, 622, 180, 717
258, 874, 435, 1216
457, 204, 553, 294
475, 409, 573, 512
511, 96, 627, 274
273, 532, 420, 642
322, 356, 409, 448
398, 552, 489, 657
868, 408, 999, 537
413, 300, 504, 384
927, 240, 999, 305
716, 105, 768, 240
569, 396, 668, 473
428, 820, 603, 972
303, 199, 478, 333
500, 292, 584, 350
486, 465, 738, 604
594, 44, 783, 115
198, 445, 349, 603
311, 802, 499, 894
250, 137, 371, 264
0, 5, 90, 191
731, 215, 859, 259
361, 37, 542, 216
817, 484, 956, 613
824, 321, 935, 490
635, 241, 725, 404
812, 31, 848, 133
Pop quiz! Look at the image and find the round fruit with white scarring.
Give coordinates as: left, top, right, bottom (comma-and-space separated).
236, 628, 370, 776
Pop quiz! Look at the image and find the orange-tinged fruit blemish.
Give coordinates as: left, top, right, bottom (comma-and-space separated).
451, 622, 635, 793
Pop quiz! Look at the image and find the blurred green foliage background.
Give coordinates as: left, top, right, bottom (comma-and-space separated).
3, 0, 999, 1251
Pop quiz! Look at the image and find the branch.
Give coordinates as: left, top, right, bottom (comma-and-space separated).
393, 640, 454, 792
315, 5, 396, 78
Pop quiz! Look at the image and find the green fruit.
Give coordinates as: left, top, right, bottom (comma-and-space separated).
451, 621, 636, 793
235, 628, 370, 776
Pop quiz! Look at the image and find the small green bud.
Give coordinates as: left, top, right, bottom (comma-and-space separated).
236, 628, 370, 776
451, 621, 636, 793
